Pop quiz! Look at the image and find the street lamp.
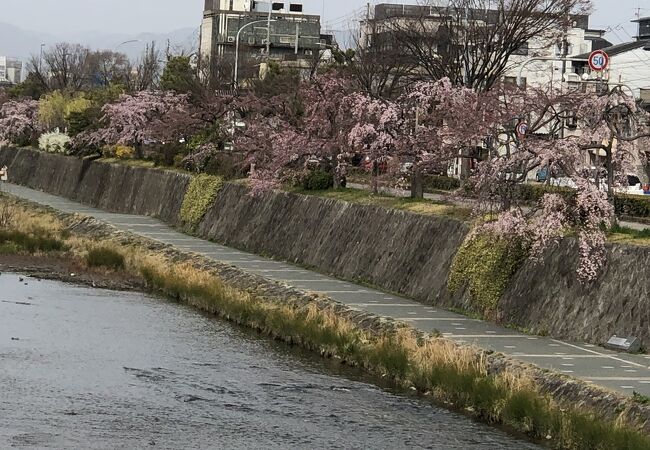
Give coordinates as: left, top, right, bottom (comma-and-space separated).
233, 19, 276, 89
253, 0, 275, 58
114, 39, 141, 51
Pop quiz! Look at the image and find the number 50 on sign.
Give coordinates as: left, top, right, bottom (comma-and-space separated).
588, 50, 609, 72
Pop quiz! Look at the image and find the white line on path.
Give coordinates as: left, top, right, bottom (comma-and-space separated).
552, 340, 647, 369
511, 354, 606, 358
252, 269, 308, 273
400, 318, 471, 321
322, 290, 371, 294
585, 377, 650, 381
442, 334, 541, 339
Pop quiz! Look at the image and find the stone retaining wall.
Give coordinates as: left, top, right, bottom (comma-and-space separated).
2, 146, 649, 347
0, 147, 190, 225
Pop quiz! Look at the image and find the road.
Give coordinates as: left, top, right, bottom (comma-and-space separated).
5, 183, 650, 396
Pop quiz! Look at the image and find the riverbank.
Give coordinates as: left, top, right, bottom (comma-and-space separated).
2, 147, 649, 350
1, 194, 649, 449
0, 254, 144, 291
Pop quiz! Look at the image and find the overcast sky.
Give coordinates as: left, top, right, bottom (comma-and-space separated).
1, 0, 646, 42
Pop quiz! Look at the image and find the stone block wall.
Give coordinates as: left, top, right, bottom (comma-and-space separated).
2, 147, 649, 347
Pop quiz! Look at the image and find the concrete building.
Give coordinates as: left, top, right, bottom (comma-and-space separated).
360, 3, 607, 91
0, 57, 23, 85
570, 17, 650, 100
199, 0, 328, 82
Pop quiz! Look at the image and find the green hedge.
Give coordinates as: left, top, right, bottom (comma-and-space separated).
180, 174, 224, 228
302, 170, 333, 191
423, 175, 461, 192
615, 194, 650, 219
515, 184, 574, 203
518, 184, 650, 219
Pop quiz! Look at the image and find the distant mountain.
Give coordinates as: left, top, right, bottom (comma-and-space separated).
0, 22, 199, 64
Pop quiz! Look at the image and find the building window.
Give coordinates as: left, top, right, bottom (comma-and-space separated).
504, 76, 526, 89
289, 4, 303, 12
512, 42, 529, 56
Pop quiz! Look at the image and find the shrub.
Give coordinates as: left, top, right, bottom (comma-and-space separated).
515, 183, 575, 203
615, 194, 650, 219
423, 175, 461, 191
86, 247, 125, 270
448, 234, 529, 315
114, 145, 135, 160
149, 143, 188, 167
180, 174, 224, 228
301, 170, 333, 191
0, 229, 64, 253
38, 132, 71, 154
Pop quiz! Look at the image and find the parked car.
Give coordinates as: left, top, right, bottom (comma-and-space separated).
614, 174, 649, 196
535, 167, 549, 182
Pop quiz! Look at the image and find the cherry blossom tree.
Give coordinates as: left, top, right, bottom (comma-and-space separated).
72, 91, 191, 157
234, 72, 358, 192
0, 99, 41, 147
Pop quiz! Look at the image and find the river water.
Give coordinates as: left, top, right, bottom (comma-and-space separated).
0, 273, 540, 449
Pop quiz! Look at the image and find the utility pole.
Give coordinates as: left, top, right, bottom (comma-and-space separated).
266, 2, 272, 59
559, 39, 568, 138
39, 43, 45, 73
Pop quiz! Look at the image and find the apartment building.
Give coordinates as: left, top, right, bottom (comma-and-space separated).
200, 0, 328, 82
0, 57, 23, 85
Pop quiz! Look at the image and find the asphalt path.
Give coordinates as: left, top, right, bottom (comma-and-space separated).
4, 183, 650, 397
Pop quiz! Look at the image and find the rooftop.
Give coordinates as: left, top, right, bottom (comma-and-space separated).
573, 40, 650, 60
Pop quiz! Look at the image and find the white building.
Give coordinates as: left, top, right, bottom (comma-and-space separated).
570, 17, 650, 100
504, 17, 610, 90
0, 57, 23, 85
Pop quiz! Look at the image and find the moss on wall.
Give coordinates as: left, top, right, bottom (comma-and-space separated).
449, 234, 529, 315
180, 174, 223, 229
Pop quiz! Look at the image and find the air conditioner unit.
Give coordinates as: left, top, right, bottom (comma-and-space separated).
227, 36, 235, 43
563, 73, 580, 83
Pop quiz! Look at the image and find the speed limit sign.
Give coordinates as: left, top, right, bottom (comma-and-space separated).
516, 122, 529, 138
588, 50, 609, 72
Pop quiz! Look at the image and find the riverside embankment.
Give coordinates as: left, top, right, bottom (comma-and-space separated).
2, 146, 649, 349
2, 187, 650, 448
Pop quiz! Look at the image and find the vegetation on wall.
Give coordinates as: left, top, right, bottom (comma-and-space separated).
180, 174, 224, 228
448, 233, 529, 315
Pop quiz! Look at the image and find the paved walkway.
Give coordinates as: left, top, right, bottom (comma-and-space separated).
5, 183, 650, 396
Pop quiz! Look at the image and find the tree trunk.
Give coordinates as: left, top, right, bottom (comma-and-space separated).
135, 142, 144, 160
410, 164, 424, 199
606, 148, 614, 201
372, 160, 379, 195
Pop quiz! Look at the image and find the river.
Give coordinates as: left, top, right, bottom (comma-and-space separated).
0, 273, 540, 449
